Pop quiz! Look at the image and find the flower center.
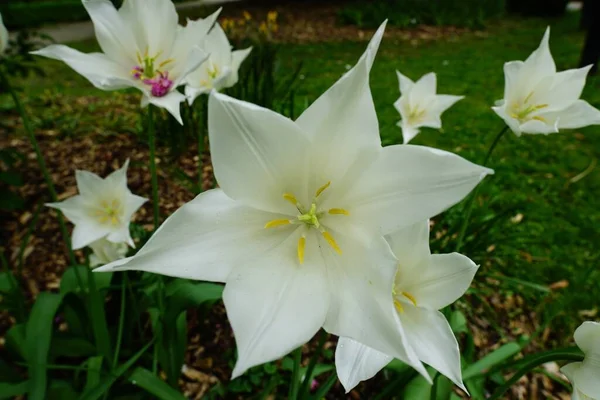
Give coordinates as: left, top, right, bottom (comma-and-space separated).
93, 199, 123, 226
406, 104, 426, 125
200, 61, 221, 88
263, 181, 350, 264
510, 92, 548, 123
131, 51, 174, 97
392, 287, 418, 314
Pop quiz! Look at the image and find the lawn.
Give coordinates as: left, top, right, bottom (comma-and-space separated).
2, 6, 599, 398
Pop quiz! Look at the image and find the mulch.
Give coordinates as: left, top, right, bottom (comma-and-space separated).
0, 1, 572, 399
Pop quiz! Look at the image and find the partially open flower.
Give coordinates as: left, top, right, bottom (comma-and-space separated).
89, 238, 128, 267
0, 12, 8, 55
561, 321, 600, 400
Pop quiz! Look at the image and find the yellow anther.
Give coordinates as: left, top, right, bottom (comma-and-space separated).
111, 216, 119, 226
534, 104, 549, 110
523, 91, 534, 103
532, 116, 546, 122
315, 181, 331, 198
402, 292, 417, 306
394, 299, 404, 314
328, 208, 349, 216
322, 231, 342, 254
158, 58, 174, 68
283, 193, 298, 206
264, 219, 291, 229
297, 236, 306, 264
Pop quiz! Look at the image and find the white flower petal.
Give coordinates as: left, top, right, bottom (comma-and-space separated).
104, 159, 129, 188
106, 225, 134, 248
411, 72, 437, 101
322, 234, 428, 380
211, 66, 233, 92
172, 46, 209, 89
574, 365, 600, 399
124, 194, 147, 221
185, 85, 210, 105
72, 221, 109, 250
0, 13, 9, 55
203, 23, 232, 67
118, 0, 178, 57
208, 91, 311, 213
575, 321, 600, 355
550, 100, 600, 130
434, 95, 463, 115
94, 189, 288, 282
171, 9, 221, 66
75, 170, 105, 197
295, 24, 385, 186
146, 91, 186, 125
31, 46, 132, 91
82, 0, 138, 66
227, 47, 253, 87
386, 221, 431, 275
46, 196, 92, 224
401, 306, 466, 392
561, 362, 582, 382
404, 253, 478, 310
335, 338, 393, 392
399, 121, 420, 144
492, 105, 522, 136
523, 27, 556, 78
345, 145, 493, 235
225, 232, 328, 378
532, 66, 592, 112
519, 118, 559, 135
397, 70, 415, 94
502, 61, 525, 101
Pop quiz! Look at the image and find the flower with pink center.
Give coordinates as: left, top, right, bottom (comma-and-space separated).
32, 0, 221, 124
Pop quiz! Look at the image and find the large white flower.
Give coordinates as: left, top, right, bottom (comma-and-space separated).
47, 160, 147, 250
89, 237, 128, 267
96, 22, 492, 379
0, 12, 8, 56
185, 22, 252, 104
561, 321, 600, 400
394, 71, 463, 144
492, 27, 600, 136
335, 221, 477, 392
31, 0, 220, 124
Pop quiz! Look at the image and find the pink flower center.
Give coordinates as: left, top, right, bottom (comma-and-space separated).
142, 71, 173, 97
130, 53, 174, 98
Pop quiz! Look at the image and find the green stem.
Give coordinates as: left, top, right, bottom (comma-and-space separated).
455, 125, 509, 252
111, 274, 127, 369
147, 106, 159, 229
298, 330, 327, 398
289, 346, 303, 400
310, 372, 337, 400
1, 68, 75, 265
488, 352, 583, 400
86, 267, 112, 365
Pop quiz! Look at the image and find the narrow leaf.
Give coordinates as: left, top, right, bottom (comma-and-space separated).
129, 367, 187, 400
462, 342, 522, 380
0, 381, 28, 399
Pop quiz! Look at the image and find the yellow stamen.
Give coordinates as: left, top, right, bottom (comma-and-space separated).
328, 208, 349, 216
402, 292, 417, 306
111, 216, 119, 226
322, 231, 342, 254
523, 91, 534, 103
283, 193, 298, 206
158, 58, 174, 68
315, 181, 331, 198
532, 116, 546, 122
264, 219, 291, 229
297, 236, 306, 264
534, 104, 549, 110
394, 299, 404, 314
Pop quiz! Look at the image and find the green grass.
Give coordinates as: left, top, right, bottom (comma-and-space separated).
9, 11, 600, 345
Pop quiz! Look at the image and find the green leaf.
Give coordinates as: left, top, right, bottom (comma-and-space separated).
0, 271, 18, 293
462, 342, 522, 380
47, 380, 78, 400
26, 292, 64, 400
402, 371, 433, 399
129, 367, 187, 400
165, 280, 223, 317
60, 265, 113, 295
83, 356, 104, 395
50, 336, 96, 358
449, 310, 468, 334
5, 323, 27, 359
78, 339, 154, 400
0, 381, 28, 399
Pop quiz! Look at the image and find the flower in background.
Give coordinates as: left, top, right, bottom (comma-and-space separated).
561, 321, 600, 400
335, 221, 477, 392
47, 160, 147, 250
493, 27, 600, 136
89, 238, 128, 267
32, 0, 221, 124
394, 71, 463, 144
97, 22, 491, 380
185, 23, 252, 103
0, 13, 8, 55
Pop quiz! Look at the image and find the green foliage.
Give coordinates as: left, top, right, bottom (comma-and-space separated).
338, 0, 505, 29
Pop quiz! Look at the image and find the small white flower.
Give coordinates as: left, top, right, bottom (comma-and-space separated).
493, 27, 600, 136
0, 12, 8, 55
89, 237, 128, 267
561, 321, 600, 400
335, 221, 478, 393
97, 22, 491, 379
47, 160, 147, 250
185, 22, 251, 104
32, 0, 221, 124
394, 71, 463, 144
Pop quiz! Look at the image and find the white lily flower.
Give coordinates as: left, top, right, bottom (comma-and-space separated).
31, 0, 221, 124
335, 221, 477, 393
394, 71, 463, 144
0, 13, 8, 55
185, 22, 252, 104
47, 160, 147, 250
492, 27, 600, 136
96, 22, 491, 379
561, 321, 600, 400
89, 237, 128, 267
